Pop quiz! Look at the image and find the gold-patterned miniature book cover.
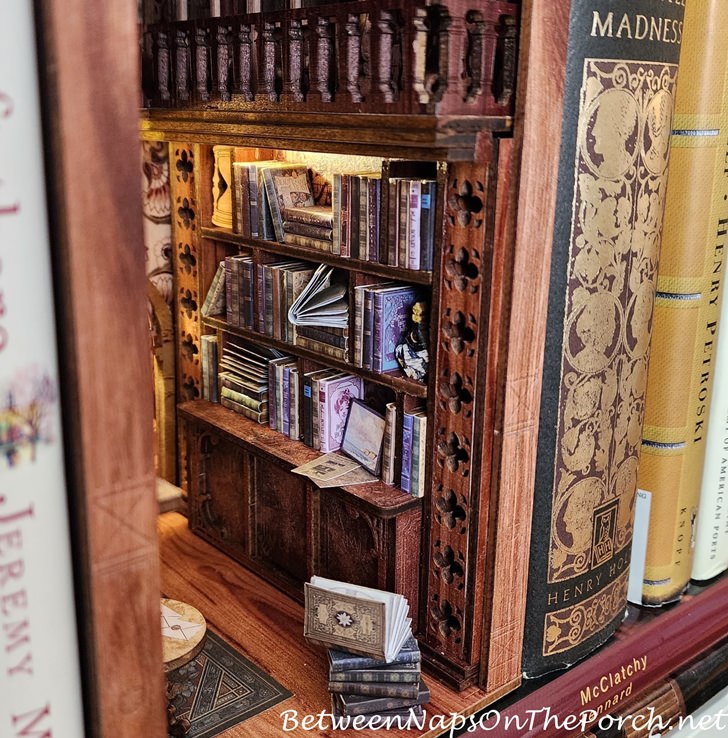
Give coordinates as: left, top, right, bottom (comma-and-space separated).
304, 583, 387, 660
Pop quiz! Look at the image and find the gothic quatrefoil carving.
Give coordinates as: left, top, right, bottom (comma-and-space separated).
430, 597, 462, 641
441, 309, 476, 355
435, 488, 467, 531
432, 543, 465, 587
181, 374, 200, 401
178, 244, 197, 273
175, 149, 194, 182
437, 431, 470, 475
439, 371, 473, 415
180, 289, 198, 317
177, 197, 196, 229
444, 245, 479, 293
447, 178, 484, 228
180, 333, 199, 362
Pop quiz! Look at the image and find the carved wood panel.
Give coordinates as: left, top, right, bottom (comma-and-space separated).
423, 159, 494, 677
170, 142, 201, 486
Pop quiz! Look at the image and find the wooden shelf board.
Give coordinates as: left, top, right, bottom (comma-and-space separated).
178, 400, 421, 516
140, 109, 511, 161
201, 226, 434, 286
201, 316, 429, 398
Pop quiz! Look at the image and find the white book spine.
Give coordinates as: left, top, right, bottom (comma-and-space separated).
0, 2, 85, 734
693, 282, 728, 581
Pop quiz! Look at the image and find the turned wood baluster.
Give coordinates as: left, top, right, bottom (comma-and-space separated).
312, 16, 333, 104
344, 14, 363, 105
283, 19, 304, 103
156, 29, 171, 103
493, 13, 517, 108
257, 21, 277, 102
429, 5, 453, 106
237, 23, 254, 102
464, 10, 485, 104
374, 9, 400, 105
174, 28, 190, 103
433, 3, 472, 114
216, 25, 232, 101
194, 26, 210, 102
411, 8, 429, 106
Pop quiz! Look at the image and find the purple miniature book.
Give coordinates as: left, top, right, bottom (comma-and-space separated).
373, 286, 421, 373
319, 374, 364, 453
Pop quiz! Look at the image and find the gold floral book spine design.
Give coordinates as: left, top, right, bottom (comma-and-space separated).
544, 59, 678, 652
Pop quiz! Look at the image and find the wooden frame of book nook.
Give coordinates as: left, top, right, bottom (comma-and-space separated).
31, 1, 728, 737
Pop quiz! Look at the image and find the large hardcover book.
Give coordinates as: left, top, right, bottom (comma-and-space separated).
580, 638, 728, 738
693, 276, 728, 581
636, 0, 728, 604
0, 1, 85, 730
521, 0, 685, 677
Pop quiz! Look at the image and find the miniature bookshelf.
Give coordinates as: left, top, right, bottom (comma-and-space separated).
142, 0, 521, 693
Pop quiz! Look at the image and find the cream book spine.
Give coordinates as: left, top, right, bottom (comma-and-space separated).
692, 281, 728, 582
0, 1, 85, 734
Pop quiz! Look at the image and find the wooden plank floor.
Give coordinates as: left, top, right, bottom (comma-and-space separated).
158, 512, 507, 737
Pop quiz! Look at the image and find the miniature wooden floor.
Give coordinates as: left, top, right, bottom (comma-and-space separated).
158, 512, 503, 738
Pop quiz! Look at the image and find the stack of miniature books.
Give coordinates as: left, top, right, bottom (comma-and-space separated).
328, 637, 430, 724
303, 576, 430, 725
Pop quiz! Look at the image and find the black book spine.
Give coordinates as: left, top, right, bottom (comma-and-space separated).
522, 0, 685, 678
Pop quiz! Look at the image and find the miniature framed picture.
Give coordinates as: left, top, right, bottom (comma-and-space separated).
340, 400, 386, 475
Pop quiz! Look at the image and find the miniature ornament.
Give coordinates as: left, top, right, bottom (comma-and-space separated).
395, 301, 429, 381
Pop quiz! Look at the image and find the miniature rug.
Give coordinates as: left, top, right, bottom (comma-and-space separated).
166, 630, 292, 737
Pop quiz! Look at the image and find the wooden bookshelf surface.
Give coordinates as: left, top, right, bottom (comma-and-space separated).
159, 510, 728, 738
202, 315, 429, 398
202, 226, 434, 286
178, 399, 422, 516
158, 510, 513, 738
141, 110, 512, 161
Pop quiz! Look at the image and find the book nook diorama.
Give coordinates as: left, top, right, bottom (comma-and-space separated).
138, 0, 728, 735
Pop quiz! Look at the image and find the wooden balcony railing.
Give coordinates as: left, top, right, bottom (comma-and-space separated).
142, 0, 518, 117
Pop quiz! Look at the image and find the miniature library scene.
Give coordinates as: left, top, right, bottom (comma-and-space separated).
4, 0, 728, 737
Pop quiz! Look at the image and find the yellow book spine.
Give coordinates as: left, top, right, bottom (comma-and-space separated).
639, 0, 728, 605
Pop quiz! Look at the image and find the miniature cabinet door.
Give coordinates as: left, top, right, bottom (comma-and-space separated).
187, 422, 250, 561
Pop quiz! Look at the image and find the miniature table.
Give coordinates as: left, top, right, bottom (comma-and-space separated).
161, 598, 207, 736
